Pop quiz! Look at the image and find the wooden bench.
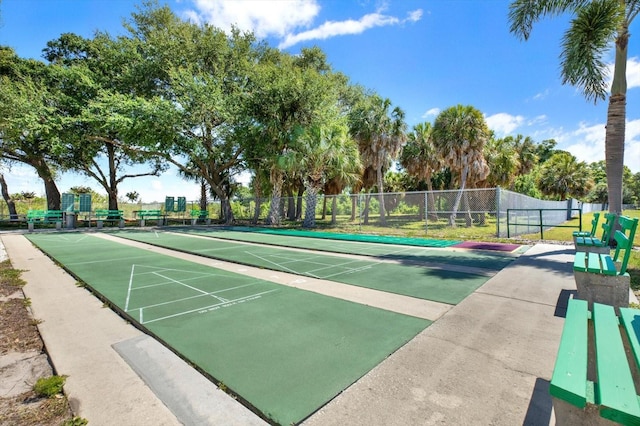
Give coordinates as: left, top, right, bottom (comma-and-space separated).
573, 215, 638, 310
137, 209, 164, 227
551, 298, 640, 425
574, 212, 615, 254
190, 209, 210, 225
27, 209, 63, 231
94, 209, 124, 229
572, 212, 600, 244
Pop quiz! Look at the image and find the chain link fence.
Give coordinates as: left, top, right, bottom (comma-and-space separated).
1, 188, 611, 237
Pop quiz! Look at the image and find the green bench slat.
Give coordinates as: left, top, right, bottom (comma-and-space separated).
593, 303, 640, 423
95, 210, 123, 219
550, 298, 590, 408
574, 252, 587, 272
138, 210, 163, 219
620, 307, 640, 376
574, 252, 617, 275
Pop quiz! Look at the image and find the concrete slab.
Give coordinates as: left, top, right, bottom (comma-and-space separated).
113, 335, 266, 426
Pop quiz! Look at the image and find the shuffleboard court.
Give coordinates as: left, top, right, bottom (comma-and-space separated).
25, 232, 430, 425
172, 226, 519, 270
110, 230, 498, 305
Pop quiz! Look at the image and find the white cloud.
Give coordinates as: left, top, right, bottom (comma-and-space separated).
182, 1, 421, 50
278, 8, 423, 49
485, 112, 525, 136
184, 0, 320, 38
422, 107, 440, 118
532, 89, 549, 101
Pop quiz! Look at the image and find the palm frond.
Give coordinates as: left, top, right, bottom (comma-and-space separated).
508, 0, 591, 40
560, 0, 620, 102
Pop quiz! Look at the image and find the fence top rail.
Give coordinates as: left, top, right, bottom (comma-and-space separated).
507, 208, 582, 212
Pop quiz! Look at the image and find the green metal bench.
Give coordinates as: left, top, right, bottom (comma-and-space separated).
573, 215, 638, 310
94, 209, 124, 229
27, 209, 63, 231
572, 212, 600, 244
574, 212, 615, 254
551, 298, 640, 425
137, 209, 164, 226
190, 209, 210, 225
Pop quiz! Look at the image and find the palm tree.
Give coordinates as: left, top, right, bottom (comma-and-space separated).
432, 105, 490, 227
509, 0, 640, 222
400, 122, 441, 221
538, 151, 594, 200
349, 94, 406, 225
295, 115, 361, 228
483, 136, 520, 188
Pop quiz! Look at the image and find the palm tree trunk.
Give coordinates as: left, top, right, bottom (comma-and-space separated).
266, 172, 283, 225
426, 179, 438, 221
350, 194, 357, 221
303, 184, 320, 228
450, 164, 469, 227
604, 26, 629, 243
331, 196, 338, 225
376, 165, 386, 224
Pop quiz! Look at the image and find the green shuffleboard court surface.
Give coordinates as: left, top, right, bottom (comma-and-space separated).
219, 226, 461, 247
25, 233, 430, 425
112, 230, 494, 305
172, 226, 517, 271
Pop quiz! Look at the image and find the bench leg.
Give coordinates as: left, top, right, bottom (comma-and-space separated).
97, 220, 104, 229
55, 221, 62, 230
574, 271, 630, 313
140, 219, 146, 227
28, 222, 34, 232
552, 397, 616, 426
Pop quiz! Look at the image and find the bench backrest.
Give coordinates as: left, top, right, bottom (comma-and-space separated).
588, 212, 600, 236
613, 216, 638, 275
600, 213, 616, 244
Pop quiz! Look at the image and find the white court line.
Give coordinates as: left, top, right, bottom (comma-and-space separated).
142, 289, 279, 324
133, 274, 228, 291
125, 264, 135, 312
305, 258, 375, 276
65, 254, 157, 266
244, 251, 319, 277
130, 281, 263, 312
152, 271, 229, 303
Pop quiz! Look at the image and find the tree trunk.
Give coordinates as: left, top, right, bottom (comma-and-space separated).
266, 172, 283, 225
426, 180, 438, 221
449, 164, 469, 227
199, 180, 208, 211
321, 196, 327, 220
302, 184, 319, 228
350, 194, 357, 221
376, 165, 386, 224
604, 26, 629, 243
331, 196, 338, 225
32, 158, 61, 210
0, 174, 18, 220
296, 182, 304, 220
363, 193, 371, 225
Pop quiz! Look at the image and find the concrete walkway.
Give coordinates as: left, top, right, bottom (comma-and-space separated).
2, 232, 580, 425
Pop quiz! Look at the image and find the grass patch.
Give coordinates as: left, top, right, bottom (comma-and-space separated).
33, 376, 66, 398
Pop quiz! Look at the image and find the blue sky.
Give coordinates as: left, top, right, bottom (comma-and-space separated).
1, 0, 639, 202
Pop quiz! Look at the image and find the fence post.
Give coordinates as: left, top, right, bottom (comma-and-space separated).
495, 186, 501, 237
424, 191, 428, 232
